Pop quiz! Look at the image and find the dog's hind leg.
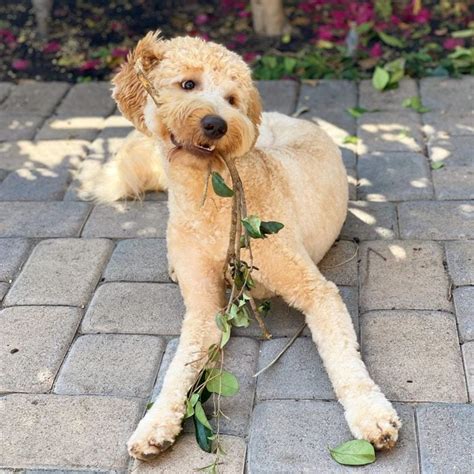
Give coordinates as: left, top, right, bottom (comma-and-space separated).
254, 242, 401, 450
79, 130, 167, 203
127, 251, 224, 461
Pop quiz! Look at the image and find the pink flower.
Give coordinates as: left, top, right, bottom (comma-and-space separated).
12, 59, 30, 71
0, 28, 16, 46
317, 25, 334, 41
111, 47, 128, 58
234, 32, 248, 44
443, 38, 464, 50
43, 41, 61, 54
332, 10, 347, 28
369, 42, 383, 57
195, 14, 209, 26
413, 8, 430, 24
198, 33, 210, 41
238, 10, 251, 18
243, 51, 258, 63
79, 59, 101, 72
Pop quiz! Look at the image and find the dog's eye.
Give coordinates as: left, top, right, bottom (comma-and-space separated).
181, 80, 195, 90
227, 96, 237, 106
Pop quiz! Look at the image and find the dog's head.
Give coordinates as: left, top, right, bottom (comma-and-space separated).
112, 31, 262, 161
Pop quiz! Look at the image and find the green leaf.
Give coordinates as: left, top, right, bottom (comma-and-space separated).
231, 306, 250, 328
356, 22, 374, 35
241, 215, 263, 239
146, 401, 154, 410
452, 29, 474, 39
343, 135, 359, 145
220, 322, 231, 348
284, 56, 297, 73
329, 439, 376, 466
402, 96, 430, 113
193, 411, 213, 453
194, 400, 213, 430
378, 31, 404, 48
211, 172, 234, 197
385, 58, 405, 85
215, 312, 229, 332
185, 398, 195, 418
260, 220, 284, 235
431, 161, 445, 170
206, 369, 239, 396
346, 107, 368, 118
372, 66, 390, 91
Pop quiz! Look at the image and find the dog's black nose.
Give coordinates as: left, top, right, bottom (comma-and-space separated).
201, 115, 228, 139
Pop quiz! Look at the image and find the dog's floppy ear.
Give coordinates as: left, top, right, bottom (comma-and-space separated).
112, 31, 165, 135
247, 84, 263, 127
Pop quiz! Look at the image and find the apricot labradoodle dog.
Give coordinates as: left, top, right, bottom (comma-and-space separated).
84, 31, 400, 461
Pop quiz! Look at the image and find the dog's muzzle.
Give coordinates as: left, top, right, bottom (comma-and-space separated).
201, 115, 227, 139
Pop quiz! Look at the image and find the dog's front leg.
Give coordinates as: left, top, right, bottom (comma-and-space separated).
127, 258, 225, 461
255, 243, 401, 450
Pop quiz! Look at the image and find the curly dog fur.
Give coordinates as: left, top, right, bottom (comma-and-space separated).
83, 31, 400, 461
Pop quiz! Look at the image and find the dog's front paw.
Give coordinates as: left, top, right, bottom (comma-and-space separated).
344, 393, 401, 450
127, 416, 182, 461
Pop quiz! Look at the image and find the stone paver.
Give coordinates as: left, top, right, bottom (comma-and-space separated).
342, 201, 398, 240
233, 286, 358, 338
248, 401, 418, 473
55, 334, 165, 398
0, 114, 44, 141
257, 80, 299, 114
398, 201, 474, 240
0, 306, 82, 393
359, 78, 418, 111
0, 167, 71, 201
422, 111, 474, 138
153, 337, 259, 436
298, 80, 357, 110
0, 202, 91, 237
319, 239, 358, 286
453, 287, 474, 343
55, 82, 116, 117
36, 115, 105, 141
0, 238, 31, 281
462, 342, 473, 402
81, 282, 184, 335
417, 404, 473, 473
82, 202, 168, 238
420, 77, 474, 114
360, 241, 451, 312
358, 112, 423, 154
1, 77, 473, 472
103, 238, 170, 282
0, 82, 69, 116
5, 239, 112, 306
257, 337, 334, 401
0, 139, 88, 171
132, 434, 246, 473
361, 310, 467, 402
1, 394, 143, 470
357, 152, 433, 201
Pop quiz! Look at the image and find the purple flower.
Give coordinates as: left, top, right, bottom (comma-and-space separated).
369, 42, 383, 58
195, 14, 209, 26
443, 38, 464, 50
12, 59, 30, 71
111, 47, 128, 58
79, 59, 101, 72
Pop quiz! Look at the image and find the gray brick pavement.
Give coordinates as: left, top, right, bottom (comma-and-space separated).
5, 238, 112, 306
1, 77, 472, 473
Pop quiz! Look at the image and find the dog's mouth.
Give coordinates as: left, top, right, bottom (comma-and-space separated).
170, 133, 216, 156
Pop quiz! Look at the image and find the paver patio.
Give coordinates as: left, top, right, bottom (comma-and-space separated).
0, 77, 473, 473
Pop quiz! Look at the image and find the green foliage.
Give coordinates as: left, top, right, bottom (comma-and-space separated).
205, 369, 239, 396
193, 410, 214, 453
378, 31, 405, 48
402, 96, 430, 113
329, 440, 376, 466
211, 172, 234, 197
346, 107, 368, 118
372, 58, 405, 91
241, 215, 284, 239
431, 161, 445, 170
372, 66, 390, 90
343, 135, 359, 145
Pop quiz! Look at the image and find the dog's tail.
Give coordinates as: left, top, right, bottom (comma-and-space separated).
78, 130, 168, 203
